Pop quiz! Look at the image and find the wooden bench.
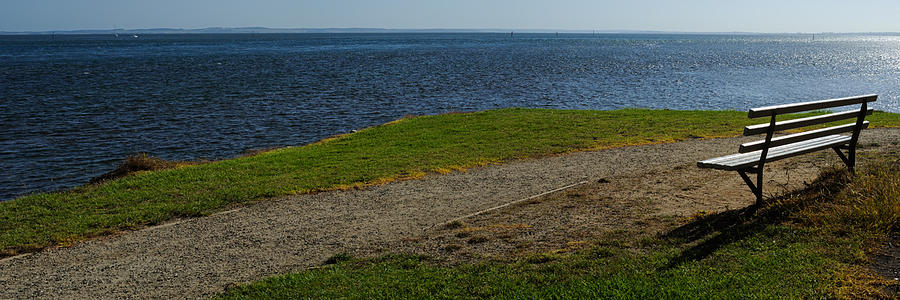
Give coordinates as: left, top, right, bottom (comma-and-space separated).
698, 94, 877, 204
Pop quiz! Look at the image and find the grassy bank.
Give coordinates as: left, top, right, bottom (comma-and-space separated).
2, 108, 900, 257
220, 157, 900, 298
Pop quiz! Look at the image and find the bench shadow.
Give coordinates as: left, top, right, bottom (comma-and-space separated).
658, 169, 849, 270
659, 204, 767, 270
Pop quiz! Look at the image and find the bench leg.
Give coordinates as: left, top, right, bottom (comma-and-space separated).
738, 168, 763, 205
848, 146, 856, 174
832, 146, 855, 174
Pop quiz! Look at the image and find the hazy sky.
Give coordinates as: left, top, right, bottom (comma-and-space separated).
2, 0, 899, 33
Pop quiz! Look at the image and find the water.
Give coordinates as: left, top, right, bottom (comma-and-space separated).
2, 33, 900, 200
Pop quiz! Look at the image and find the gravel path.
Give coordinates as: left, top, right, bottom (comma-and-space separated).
1, 128, 898, 299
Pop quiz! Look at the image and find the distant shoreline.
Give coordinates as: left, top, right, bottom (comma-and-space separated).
3, 27, 899, 35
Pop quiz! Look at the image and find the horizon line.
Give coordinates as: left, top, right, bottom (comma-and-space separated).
2, 26, 899, 35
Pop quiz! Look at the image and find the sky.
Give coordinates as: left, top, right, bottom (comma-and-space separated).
1, 0, 899, 33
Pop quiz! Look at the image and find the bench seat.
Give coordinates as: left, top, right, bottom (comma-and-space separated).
697, 134, 851, 171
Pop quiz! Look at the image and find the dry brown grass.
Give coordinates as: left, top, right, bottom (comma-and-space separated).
795, 156, 900, 235
89, 153, 193, 184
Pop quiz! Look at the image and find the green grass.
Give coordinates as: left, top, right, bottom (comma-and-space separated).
3, 108, 900, 256
220, 158, 900, 299
218, 231, 836, 299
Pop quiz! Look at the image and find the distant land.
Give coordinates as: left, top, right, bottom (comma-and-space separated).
0, 26, 789, 35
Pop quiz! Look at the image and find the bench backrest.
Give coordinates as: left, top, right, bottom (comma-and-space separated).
739, 94, 876, 154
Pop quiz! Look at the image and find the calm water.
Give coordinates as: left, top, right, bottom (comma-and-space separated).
2, 33, 900, 200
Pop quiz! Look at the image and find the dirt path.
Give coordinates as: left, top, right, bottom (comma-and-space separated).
1, 128, 898, 299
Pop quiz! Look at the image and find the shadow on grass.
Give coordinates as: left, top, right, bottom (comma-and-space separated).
659, 168, 852, 270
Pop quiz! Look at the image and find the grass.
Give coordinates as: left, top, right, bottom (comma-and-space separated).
2, 108, 900, 257
219, 157, 900, 299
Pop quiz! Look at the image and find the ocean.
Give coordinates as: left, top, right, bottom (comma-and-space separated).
2, 33, 899, 200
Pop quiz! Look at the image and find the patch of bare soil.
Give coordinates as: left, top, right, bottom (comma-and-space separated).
393, 150, 845, 264
871, 234, 900, 294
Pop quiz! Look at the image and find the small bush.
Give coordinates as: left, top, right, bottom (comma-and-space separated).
89, 153, 182, 184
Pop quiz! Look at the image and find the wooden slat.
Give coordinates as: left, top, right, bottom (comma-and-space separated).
700, 135, 849, 170
698, 135, 851, 170
701, 135, 840, 165
739, 122, 867, 153
723, 136, 849, 168
748, 94, 877, 118
743, 108, 873, 136
702, 135, 846, 166
698, 135, 842, 169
